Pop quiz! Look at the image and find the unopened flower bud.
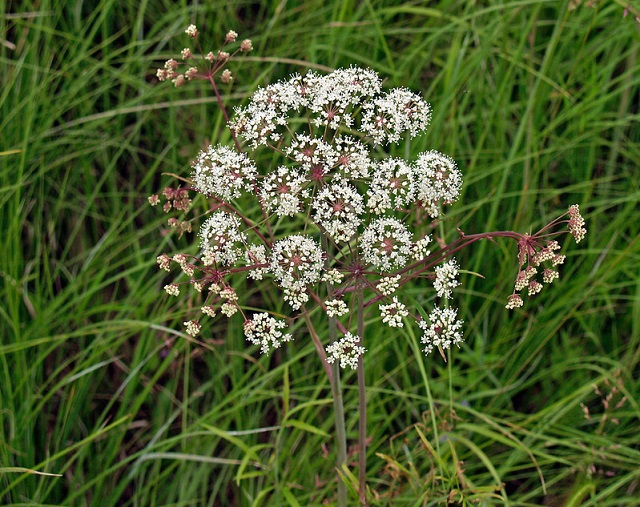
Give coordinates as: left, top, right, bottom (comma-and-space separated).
185, 67, 198, 80
221, 69, 233, 83
181, 48, 192, 59
225, 30, 238, 43
185, 24, 198, 38
240, 39, 253, 52
172, 75, 185, 87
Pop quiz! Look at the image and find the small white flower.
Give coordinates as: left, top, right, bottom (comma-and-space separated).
434, 259, 460, 299
185, 24, 198, 38
505, 294, 523, 310
220, 287, 238, 302
326, 332, 366, 370
244, 313, 292, 355
413, 151, 462, 217
230, 77, 305, 147
542, 269, 559, 284
221, 302, 238, 317
305, 67, 382, 130
412, 236, 432, 260
333, 136, 371, 179
201, 305, 216, 317
568, 204, 587, 243
286, 135, 337, 176
157, 254, 171, 272
419, 307, 463, 356
528, 280, 543, 296
514, 267, 537, 292
321, 269, 344, 285
259, 165, 308, 217
283, 287, 309, 310
367, 158, 414, 213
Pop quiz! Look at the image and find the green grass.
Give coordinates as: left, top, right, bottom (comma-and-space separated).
1, 0, 639, 505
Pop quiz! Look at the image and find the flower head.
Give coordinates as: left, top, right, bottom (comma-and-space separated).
199, 212, 247, 266
326, 332, 366, 369
185, 24, 199, 38
360, 217, 412, 272
270, 235, 324, 309
244, 313, 292, 355
361, 88, 431, 144
413, 151, 462, 217
419, 307, 464, 356
312, 180, 364, 242
192, 145, 257, 202
367, 158, 414, 213
379, 296, 408, 327
434, 259, 460, 299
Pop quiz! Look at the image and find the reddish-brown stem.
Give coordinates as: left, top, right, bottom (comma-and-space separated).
308, 290, 349, 336
356, 283, 367, 505
207, 74, 243, 153
302, 311, 333, 383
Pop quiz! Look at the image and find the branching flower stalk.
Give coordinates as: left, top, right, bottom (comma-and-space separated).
153, 26, 587, 505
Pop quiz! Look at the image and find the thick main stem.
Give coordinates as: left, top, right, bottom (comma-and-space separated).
323, 236, 348, 506
331, 358, 348, 506
357, 283, 367, 505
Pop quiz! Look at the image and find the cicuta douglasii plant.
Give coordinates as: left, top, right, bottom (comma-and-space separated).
152, 25, 587, 505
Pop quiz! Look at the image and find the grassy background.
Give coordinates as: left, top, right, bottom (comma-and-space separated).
1, 0, 639, 505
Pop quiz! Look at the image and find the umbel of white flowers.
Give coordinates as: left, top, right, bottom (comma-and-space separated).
154, 66, 584, 368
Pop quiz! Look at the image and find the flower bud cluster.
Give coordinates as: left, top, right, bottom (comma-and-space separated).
506, 206, 587, 309
156, 25, 252, 87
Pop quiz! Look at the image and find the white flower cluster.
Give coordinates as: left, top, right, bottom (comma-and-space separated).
419, 307, 464, 356
326, 298, 349, 317
161, 66, 470, 366
270, 235, 324, 310
326, 333, 366, 370
312, 181, 364, 242
360, 217, 413, 271
260, 165, 308, 217
199, 212, 246, 266
244, 313, 292, 355
379, 297, 408, 327
193, 145, 257, 202
434, 259, 460, 299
